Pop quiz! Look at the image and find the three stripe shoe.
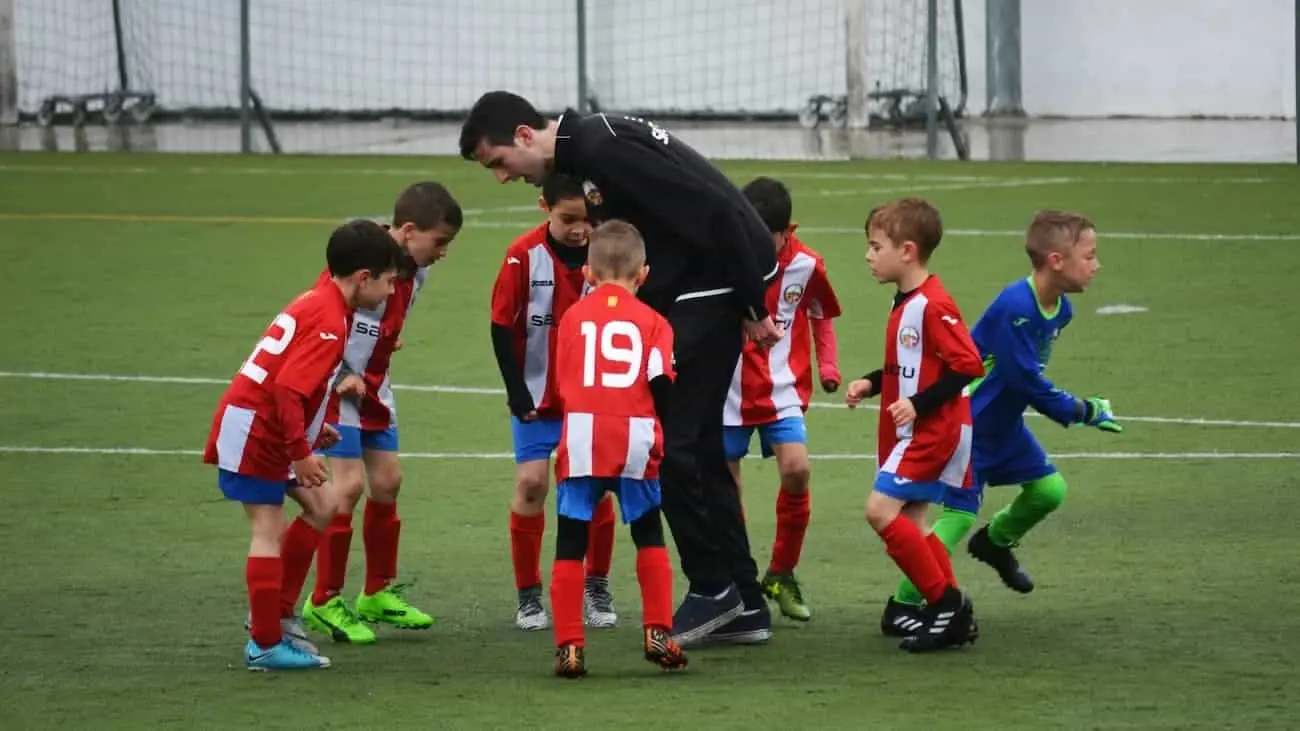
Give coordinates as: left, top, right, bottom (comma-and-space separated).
880, 597, 926, 638
898, 587, 977, 653
643, 626, 688, 671
584, 576, 618, 629
554, 644, 587, 678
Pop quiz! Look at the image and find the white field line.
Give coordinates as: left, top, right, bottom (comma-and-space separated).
1, 369, 1296, 430
813, 177, 1081, 197
1, 445, 1295, 462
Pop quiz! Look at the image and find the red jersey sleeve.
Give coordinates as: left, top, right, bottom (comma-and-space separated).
275, 307, 347, 398
490, 248, 528, 328
925, 299, 984, 379
803, 257, 842, 320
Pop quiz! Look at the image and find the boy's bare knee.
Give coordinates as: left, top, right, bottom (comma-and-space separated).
511, 462, 550, 515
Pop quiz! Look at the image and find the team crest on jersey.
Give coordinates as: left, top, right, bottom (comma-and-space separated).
782, 283, 805, 306
898, 325, 921, 349
582, 180, 603, 207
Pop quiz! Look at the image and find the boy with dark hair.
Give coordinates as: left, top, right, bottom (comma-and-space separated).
302, 182, 462, 645
489, 173, 619, 632
720, 177, 842, 628
203, 219, 405, 670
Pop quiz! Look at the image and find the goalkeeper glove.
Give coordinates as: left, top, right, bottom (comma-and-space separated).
1082, 396, 1123, 433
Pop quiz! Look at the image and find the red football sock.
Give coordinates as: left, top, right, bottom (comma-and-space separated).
246, 556, 283, 649
769, 488, 810, 574
510, 511, 545, 590
311, 513, 353, 606
363, 499, 400, 595
585, 497, 616, 579
636, 546, 674, 631
279, 516, 322, 618
550, 559, 585, 647
878, 515, 948, 605
926, 531, 957, 587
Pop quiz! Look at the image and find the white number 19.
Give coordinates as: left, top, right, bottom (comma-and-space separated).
239, 312, 297, 384
579, 320, 643, 389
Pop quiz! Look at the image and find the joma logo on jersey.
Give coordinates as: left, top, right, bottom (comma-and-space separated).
897, 325, 921, 349
582, 180, 603, 207
884, 363, 917, 379
529, 313, 556, 327
782, 284, 805, 306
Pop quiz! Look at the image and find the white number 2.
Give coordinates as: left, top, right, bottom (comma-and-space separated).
579, 320, 643, 389
239, 312, 297, 384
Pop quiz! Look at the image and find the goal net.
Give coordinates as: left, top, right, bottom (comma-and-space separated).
7, 0, 967, 156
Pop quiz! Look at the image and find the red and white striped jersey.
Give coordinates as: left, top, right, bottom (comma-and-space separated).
203, 279, 350, 481
553, 284, 674, 482
725, 236, 842, 426
490, 223, 590, 420
321, 265, 430, 431
877, 275, 984, 487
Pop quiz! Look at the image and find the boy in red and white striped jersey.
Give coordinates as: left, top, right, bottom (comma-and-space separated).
202, 219, 404, 671
302, 182, 462, 645
549, 220, 686, 678
489, 174, 618, 632
844, 197, 984, 653
722, 177, 842, 628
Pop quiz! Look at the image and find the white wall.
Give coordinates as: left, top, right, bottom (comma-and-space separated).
964, 0, 1297, 118
11, 0, 1297, 119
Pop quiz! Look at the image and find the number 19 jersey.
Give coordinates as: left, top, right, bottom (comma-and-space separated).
553, 283, 675, 482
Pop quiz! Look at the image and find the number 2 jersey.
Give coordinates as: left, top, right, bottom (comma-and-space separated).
318, 264, 430, 432
875, 275, 984, 487
553, 283, 674, 483
203, 278, 351, 481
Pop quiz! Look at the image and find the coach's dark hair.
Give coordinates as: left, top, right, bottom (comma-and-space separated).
393, 181, 463, 231
458, 91, 547, 160
741, 176, 793, 234
326, 219, 405, 277
542, 174, 586, 207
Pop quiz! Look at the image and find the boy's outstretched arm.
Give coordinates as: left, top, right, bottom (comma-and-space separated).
984, 310, 1087, 426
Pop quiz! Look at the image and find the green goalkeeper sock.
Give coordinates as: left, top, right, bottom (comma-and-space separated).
893, 507, 978, 605
987, 473, 1069, 548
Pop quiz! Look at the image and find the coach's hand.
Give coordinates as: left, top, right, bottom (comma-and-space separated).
293, 456, 329, 489
313, 424, 341, 451
844, 379, 877, 408
336, 373, 366, 399
743, 316, 784, 348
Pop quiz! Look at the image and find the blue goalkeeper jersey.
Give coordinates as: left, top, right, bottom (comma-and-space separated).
968, 276, 1083, 439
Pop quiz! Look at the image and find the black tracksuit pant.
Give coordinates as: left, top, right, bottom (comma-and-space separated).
658, 295, 762, 607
